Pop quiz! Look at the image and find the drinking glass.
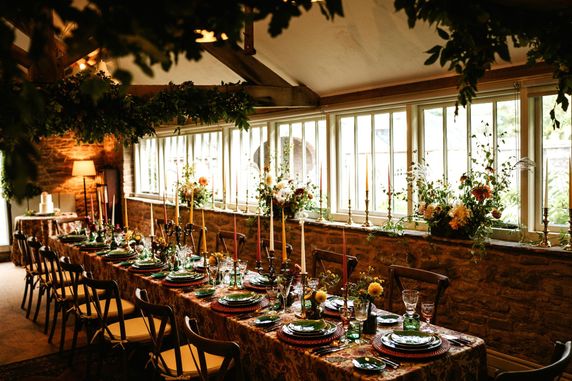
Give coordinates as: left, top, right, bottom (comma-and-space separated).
402, 289, 419, 316
277, 276, 292, 314
266, 285, 279, 315
308, 278, 319, 291
207, 264, 219, 286
353, 299, 369, 343
238, 259, 248, 287
421, 301, 435, 333
339, 306, 352, 343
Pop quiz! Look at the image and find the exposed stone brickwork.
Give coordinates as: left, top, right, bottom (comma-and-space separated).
33, 133, 122, 214
125, 197, 572, 367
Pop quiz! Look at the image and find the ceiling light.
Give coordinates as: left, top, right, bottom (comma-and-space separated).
195, 30, 228, 43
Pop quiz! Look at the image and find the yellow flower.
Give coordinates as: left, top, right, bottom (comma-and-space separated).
314, 290, 327, 304
134, 234, 142, 241
208, 255, 218, 266
448, 202, 471, 230
423, 204, 437, 220
368, 282, 383, 298
265, 174, 274, 187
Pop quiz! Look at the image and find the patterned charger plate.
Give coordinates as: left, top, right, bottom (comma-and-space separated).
277, 323, 343, 347
372, 334, 451, 360
161, 276, 207, 288
242, 280, 269, 292
210, 298, 269, 314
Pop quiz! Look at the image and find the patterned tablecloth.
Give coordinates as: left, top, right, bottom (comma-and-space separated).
49, 237, 487, 381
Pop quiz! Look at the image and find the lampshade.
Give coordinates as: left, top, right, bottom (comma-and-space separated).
72, 160, 96, 177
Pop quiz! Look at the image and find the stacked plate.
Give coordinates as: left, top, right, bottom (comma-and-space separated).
129, 258, 164, 273
218, 292, 263, 307
58, 234, 86, 244
164, 271, 204, 284
278, 319, 342, 346
103, 248, 135, 262
324, 296, 354, 312
249, 274, 272, 287
381, 330, 442, 352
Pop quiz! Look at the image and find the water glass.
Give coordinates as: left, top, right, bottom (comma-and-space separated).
353, 299, 369, 343
421, 301, 435, 333
238, 259, 248, 286
339, 306, 352, 343
402, 289, 419, 316
266, 286, 279, 314
277, 276, 292, 314
207, 264, 219, 286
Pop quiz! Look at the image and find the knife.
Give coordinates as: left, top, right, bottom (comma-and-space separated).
316, 345, 349, 356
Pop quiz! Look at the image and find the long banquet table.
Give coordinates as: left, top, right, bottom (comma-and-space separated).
49, 237, 487, 381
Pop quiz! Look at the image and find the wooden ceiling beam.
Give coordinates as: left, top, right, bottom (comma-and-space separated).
10, 44, 32, 68
202, 42, 291, 87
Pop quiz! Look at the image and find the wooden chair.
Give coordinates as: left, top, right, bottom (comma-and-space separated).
37, 245, 55, 333
184, 316, 244, 381
261, 239, 293, 261
495, 341, 572, 381
54, 216, 85, 235
215, 230, 246, 256
136, 288, 230, 380
311, 248, 358, 279
83, 273, 150, 378
14, 232, 37, 318
386, 265, 449, 324
27, 237, 47, 323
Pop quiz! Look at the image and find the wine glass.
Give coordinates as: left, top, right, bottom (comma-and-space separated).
421, 301, 435, 333
207, 264, 219, 287
339, 306, 352, 343
238, 259, 248, 287
402, 289, 419, 316
277, 276, 292, 314
353, 299, 369, 344
266, 285, 279, 315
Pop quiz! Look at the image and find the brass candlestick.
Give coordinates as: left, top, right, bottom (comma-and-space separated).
243, 189, 249, 213
538, 207, 551, 247
235, 191, 239, 212
228, 259, 240, 291
387, 192, 393, 222
362, 190, 372, 227
316, 191, 324, 222
564, 209, 572, 251
222, 190, 228, 210
299, 271, 307, 319
347, 198, 354, 225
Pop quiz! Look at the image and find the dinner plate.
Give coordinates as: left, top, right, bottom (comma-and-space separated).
287, 319, 327, 334
253, 314, 280, 326
390, 330, 436, 346
105, 249, 132, 256
218, 294, 263, 307
59, 234, 86, 243
194, 287, 216, 298
324, 297, 353, 311
220, 292, 257, 303
377, 314, 400, 325
381, 333, 442, 352
352, 356, 386, 372
282, 321, 337, 338
165, 271, 203, 283
249, 274, 271, 286
133, 259, 162, 268
150, 272, 168, 279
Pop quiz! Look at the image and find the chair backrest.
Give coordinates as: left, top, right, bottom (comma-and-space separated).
495, 341, 572, 381
261, 239, 293, 261
39, 246, 69, 300
184, 223, 208, 254
59, 257, 86, 313
215, 231, 247, 256
82, 272, 129, 342
135, 288, 183, 378
311, 249, 358, 279
184, 316, 244, 381
386, 265, 450, 324
28, 236, 43, 273
14, 232, 32, 270
54, 217, 85, 235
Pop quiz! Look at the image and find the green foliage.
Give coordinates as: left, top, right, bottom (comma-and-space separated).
394, 0, 572, 128
178, 163, 212, 208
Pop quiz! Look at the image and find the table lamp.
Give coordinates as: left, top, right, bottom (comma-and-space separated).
72, 160, 96, 218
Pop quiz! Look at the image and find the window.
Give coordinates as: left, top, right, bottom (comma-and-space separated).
188, 131, 222, 201
338, 110, 407, 216
540, 94, 572, 226
163, 135, 186, 196
420, 97, 520, 225
136, 138, 159, 194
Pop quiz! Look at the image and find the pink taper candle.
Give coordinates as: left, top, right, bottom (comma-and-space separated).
256, 213, 261, 262
342, 229, 347, 287
233, 215, 238, 261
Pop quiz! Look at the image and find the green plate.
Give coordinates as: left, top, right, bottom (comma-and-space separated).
254, 314, 280, 326
288, 319, 327, 333
118, 261, 133, 266
134, 259, 161, 267
390, 331, 435, 346
221, 292, 257, 302
194, 287, 216, 298
352, 357, 386, 372
95, 250, 110, 256
107, 249, 131, 256
377, 314, 400, 325
150, 272, 168, 279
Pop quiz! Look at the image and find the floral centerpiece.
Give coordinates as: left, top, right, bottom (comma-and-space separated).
348, 266, 384, 333
178, 163, 211, 208
257, 166, 317, 218
408, 133, 516, 253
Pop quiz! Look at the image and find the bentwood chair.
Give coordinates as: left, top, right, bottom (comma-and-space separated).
83, 273, 150, 378
14, 232, 38, 318
262, 239, 293, 261
215, 230, 247, 256
311, 249, 358, 279
386, 265, 449, 324
495, 341, 572, 381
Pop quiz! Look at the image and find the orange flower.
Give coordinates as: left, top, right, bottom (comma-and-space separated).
198, 176, 208, 186
471, 185, 492, 202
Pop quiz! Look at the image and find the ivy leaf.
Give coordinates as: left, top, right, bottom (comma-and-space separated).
496, 43, 511, 62
436, 27, 449, 40
424, 45, 442, 65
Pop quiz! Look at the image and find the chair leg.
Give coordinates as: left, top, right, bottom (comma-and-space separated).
44, 288, 52, 334
21, 275, 30, 310
49, 302, 60, 343
59, 306, 69, 353
25, 277, 35, 319
69, 315, 82, 365
33, 285, 44, 322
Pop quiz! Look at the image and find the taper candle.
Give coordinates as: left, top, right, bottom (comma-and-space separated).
269, 204, 275, 251
123, 196, 128, 228
256, 212, 261, 262
174, 187, 180, 226
150, 203, 154, 236
189, 187, 194, 225
201, 210, 208, 253
97, 190, 103, 228
342, 229, 347, 287
111, 195, 115, 227
163, 195, 167, 222
300, 219, 306, 273
544, 159, 549, 207
365, 156, 369, 192
233, 215, 238, 261
90, 194, 95, 221
281, 208, 287, 263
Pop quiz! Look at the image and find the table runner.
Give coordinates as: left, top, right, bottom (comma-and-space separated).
49, 237, 487, 381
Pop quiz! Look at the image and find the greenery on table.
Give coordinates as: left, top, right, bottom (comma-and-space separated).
0, 0, 343, 201
394, 0, 572, 128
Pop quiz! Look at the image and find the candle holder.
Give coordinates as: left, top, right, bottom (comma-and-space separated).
347, 198, 354, 225
316, 193, 325, 223
228, 259, 241, 291
564, 209, 572, 251
280, 258, 291, 274
243, 189, 249, 213
222, 190, 229, 211
235, 191, 239, 212
95, 227, 104, 243
362, 190, 372, 227
538, 207, 551, 248
164, 220, 184, 247
387, 194, 393, 223
299, 271, 308, 319
263, 249, 277, 286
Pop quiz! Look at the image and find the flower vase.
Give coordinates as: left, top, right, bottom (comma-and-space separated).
362, 302, 377, 334
307, 300, 323, 320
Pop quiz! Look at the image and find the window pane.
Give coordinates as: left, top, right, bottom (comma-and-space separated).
543, 94, 572, 225
340, 116, 355, 206
446, 106, 467, 183
470, 102, 493, 165
374, 113, 390, 212
138, 138, 159, 194
163, 135, 186, 195
497, 100, 520, 225
393, 111, 407, 215
423, 108, 444, 181
356, 115, 371, 208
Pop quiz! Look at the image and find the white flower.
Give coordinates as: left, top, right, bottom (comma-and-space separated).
265, 174, 274, 187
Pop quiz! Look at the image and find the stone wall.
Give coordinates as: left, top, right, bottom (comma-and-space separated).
125, 197, 572, 367
32, 133, 123, 215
